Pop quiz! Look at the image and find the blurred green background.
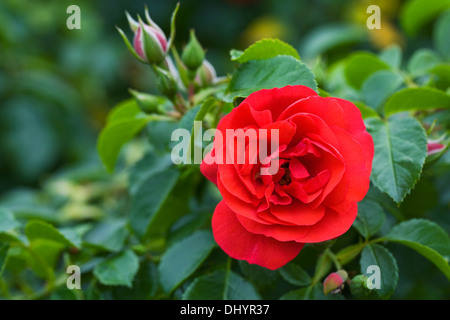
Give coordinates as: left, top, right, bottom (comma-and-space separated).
0, 0, 448, 299
0, 0, 432, 191
0, 0, 431, 192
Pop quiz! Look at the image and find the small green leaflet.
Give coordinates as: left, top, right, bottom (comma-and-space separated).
353, 199, 385, 239
231, 38, 300, 63
384, 87, 450, 116
25, 220, 81, 248
227, 55, 317, 102
344, 52, 390, 89
97, 98, 173, 173
130, 167, 180, 239
279, 262, 311, 287
93, 250, 139, 288
360, 244, 399, 299
158, 230, 216, 293
182, 269, 261, 300
383, 219, 450, 280
400, 0, 450, 36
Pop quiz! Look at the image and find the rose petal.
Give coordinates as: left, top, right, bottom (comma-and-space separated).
295, 202, 358, 243
212, 201, 304, 270
200, 149, 218, 185
326, 127, 372, 203
237, 212, 310, 242
270, 199, 325, 226
243, 85, 318, 121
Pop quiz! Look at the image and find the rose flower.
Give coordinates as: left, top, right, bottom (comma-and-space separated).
201, 85, 374, 270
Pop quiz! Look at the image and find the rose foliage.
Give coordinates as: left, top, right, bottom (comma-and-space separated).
1, 2, 449, 300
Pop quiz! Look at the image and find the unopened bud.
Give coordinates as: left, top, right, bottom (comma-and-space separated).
195, 60, 218, 87
118, 7, 176, 65
133, 19, 168, 64
427, 139, 446, 156
182, 30, 205, 71
349, 274, 372, 298
129, 89, 165, 114
323, 270, 347, 295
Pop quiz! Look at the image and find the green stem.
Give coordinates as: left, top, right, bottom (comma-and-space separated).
325, 248, 341, 270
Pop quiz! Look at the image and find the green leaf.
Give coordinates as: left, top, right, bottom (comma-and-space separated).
360, 244, 398, 299
401, 0, 450, 36
232, 38, 300, 63
25, 220, 81, 248
407, 49, 443, 78
354, 102, 380, 119
128, 152, 174, 196
0, 209, 19, 233
112, 261, 159, 299
434, 10, 450, 59
280, 285, 312, 300
383, 219, 450, 280
238, 261, 278, 288
182, 269, 261, 300
384, 87, 450, 116
353, 199, 386, 238
30, 239, 64, 279
379, 45, 403, 70
129, 167, 180, 239
98, 98, 172, 173
97, 117, 150, 173
158, 230, 216, 293
230, 49, 244, 60
344, 52, 391, 89
279, 262, 311, 287
325, 63, 360, 101
106, 99, 142, 124
226, 55, 317, 102
429, 64, 450, 90
366, 116, 428, 204
147, 120, 179, 153
189, 98, 217, 163
0, 243, 9, 276
300, 24, 367, 62
361, 70, 404, 111
83, 219, 129, 252
93, 250, 139, 287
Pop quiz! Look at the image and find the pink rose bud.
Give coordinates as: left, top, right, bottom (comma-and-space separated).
427, 140, 446, 155
118, 5, 179, 65
122, 9, 168, 64
133, 21, 168, 64
195, 60, 218, 87
323, 270, 348, 295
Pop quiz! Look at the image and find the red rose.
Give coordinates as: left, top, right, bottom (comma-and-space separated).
201, 85, 374, 270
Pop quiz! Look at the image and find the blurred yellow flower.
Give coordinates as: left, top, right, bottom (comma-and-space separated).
369, 20, 405, 49
240, 16, 289, 47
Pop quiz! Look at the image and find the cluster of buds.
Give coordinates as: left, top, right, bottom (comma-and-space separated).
117, 4, 220, 113
323, 270, 379, 298
178, 29, 219, 89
